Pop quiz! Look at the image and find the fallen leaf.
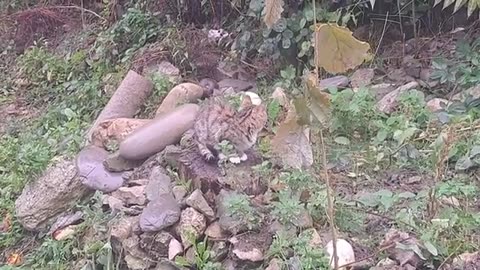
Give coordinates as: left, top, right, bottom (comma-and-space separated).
303, 71, 332, 128
7, 252, 22, 266
271, 104, 313, 169
264, 0, 284, 29
1, 213, 12, 232
313, 23, 371, 74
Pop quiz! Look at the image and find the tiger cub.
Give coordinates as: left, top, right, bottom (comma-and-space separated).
193, 94, 267, 163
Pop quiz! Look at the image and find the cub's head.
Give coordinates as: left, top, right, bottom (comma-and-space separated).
239, 93, 267, 131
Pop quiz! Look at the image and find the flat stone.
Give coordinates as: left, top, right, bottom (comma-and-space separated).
77, 145, 124, 192
319, 75, 349, 92
140, 193, 181, 232
176, 207, 207, 249
185, 189, 215, 220
111, 186, 146, 206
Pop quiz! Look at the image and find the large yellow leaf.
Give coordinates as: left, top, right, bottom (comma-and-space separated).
313, 23, 371, 74
264, 0, 284, 29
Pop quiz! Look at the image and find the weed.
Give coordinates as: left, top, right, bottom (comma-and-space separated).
224, 193, 261, 230
267, 229, 330, 269
271, 190, 305, 226
175, 235, 222, 270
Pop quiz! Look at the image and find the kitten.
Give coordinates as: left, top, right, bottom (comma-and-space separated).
193, 94, 267, 163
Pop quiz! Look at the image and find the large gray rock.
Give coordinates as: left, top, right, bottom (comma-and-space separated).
140, 193, 181, 232
120, 104, 200, 160
76, 145, 124, 192
15, 157, 90, 231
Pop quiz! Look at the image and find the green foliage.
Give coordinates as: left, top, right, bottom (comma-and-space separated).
94, 8, 159, 64
175, 235, 222, 270
330, 88, 380, 139
25, 238, 75, 270
267, 230, 330, 269
271, 190, 305, 226
432, 38, 480, 90
232, 1, 357, 73
224, 193, 262, 230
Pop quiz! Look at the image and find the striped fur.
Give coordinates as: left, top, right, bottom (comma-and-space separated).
193, 95, 267, 162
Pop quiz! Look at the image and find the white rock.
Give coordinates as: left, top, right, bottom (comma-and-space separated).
244, 91, 262, 105
168, 238, 183, 260
326, 239, 355, 270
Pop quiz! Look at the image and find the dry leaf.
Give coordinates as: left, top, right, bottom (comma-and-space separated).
313, 23, 371, 74
264, 0, 284, 29
271, 104, 313, 169
7, 252, 22, 266
304, 72, 332, 128
467, 0, 480, 16
1, 213, 12, 232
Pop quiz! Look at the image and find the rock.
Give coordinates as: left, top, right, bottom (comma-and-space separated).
350, 68, 374, 88
217, 190, 256, 234
376, 82, 419, 114
103, 152, 145, 172
319, 75, 350, 92
271, 87, 289, 107
218, 78, 255, 92
452, 251, 480, 269
380, 229, 422, 267
176, 207, 207, 249
168, 238, 183, 260
145, 167, 172, 201
229, 231, 271, 262
426, 98, 450, 112
210, 241, 228, 261
155, 260, 182, 270
87, 70, 153, 141
15, 157, 90, 231
205, 222, 226, 240
370, 83, 396, 101
292, 209, 313, 229
453, 85, 480, 102
122, 235, 153, 269
377, 258, 397, 266
77, 145, 124, 192
120, 104, 200, 160
52, 224, 78, 240
125, 254, 151, 270
151, 61, 180, 83
91, 118, 151, 149
326, 239, 355, 270
185, 189, 215, 220
140, 193, 181, 232
48, 211, 83, 235
265, 259, 282, 270
172, 186, 188, 202
111, 186, 146, 206
110, 215, 140, 241
219, 161, 268, 196
244, 91, 263, 105
102, 195, 124, 211
155, 83, 205, 116
139, 232, 174, 260
301, 228, 322, 247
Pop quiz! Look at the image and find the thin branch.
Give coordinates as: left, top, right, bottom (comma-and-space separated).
49, 5, 106, 21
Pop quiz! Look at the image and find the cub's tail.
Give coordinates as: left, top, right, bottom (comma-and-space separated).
197, 142, 219, 162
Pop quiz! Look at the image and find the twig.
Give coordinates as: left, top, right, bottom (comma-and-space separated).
311, 0, 338, 268
49, 5, 106, 21
370, 11, 389, 68
437, 244, 461, 269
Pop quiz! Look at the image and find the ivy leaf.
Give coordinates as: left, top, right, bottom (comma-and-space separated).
313, 23, 371, 74
264, 0, 284, 29
334, 136, 350, 145
467, 0, 480, 17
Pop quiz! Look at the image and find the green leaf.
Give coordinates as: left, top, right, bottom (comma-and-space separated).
334, 136, 350, 145
424, 241, 438, 256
